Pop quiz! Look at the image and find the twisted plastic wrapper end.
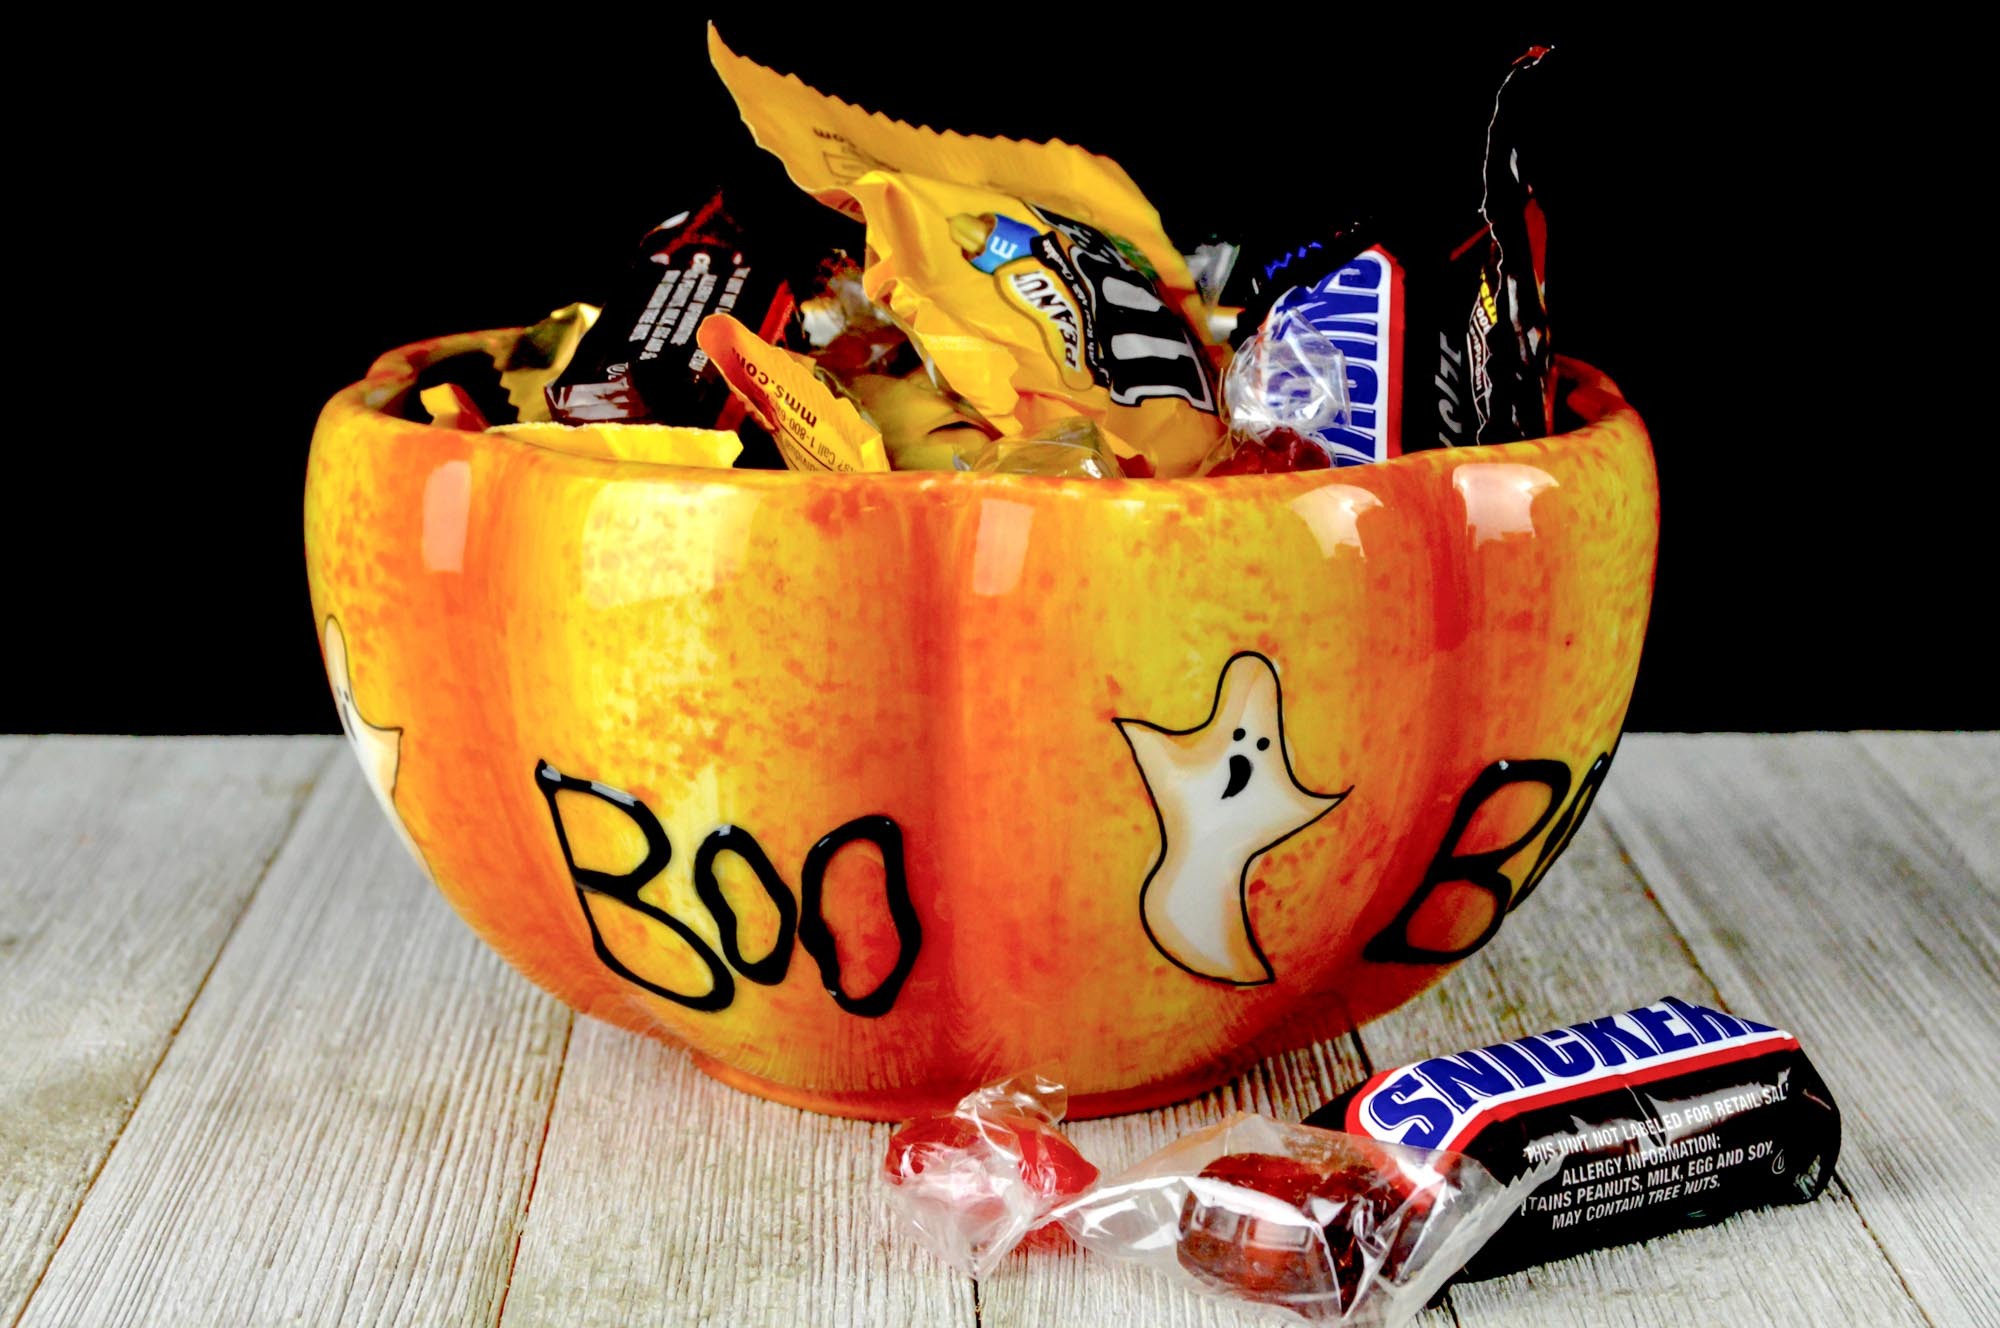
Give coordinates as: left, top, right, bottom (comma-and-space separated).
881, 1073, 1098, 1278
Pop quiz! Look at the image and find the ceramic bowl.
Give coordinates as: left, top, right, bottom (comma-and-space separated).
304, 329, 1656, 1119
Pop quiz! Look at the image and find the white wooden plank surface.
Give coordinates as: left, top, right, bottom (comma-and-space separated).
1856, 731, 2000, 890
1600, 735, 2000, 1328
0, 735, 33, 785
17, 757, 574, 1328
10, 735, 1992, 1328
496, 1019, 976, 1328
0, 737, 331, 1324
1359, 806, 1925, 1328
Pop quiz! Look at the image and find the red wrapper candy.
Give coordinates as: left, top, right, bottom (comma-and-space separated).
881, 1074, 1097, 1277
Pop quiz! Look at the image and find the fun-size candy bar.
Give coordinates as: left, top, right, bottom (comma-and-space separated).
546, 183, 851, 431
1305, 999, 1841, 1278
1463, 46, 1557, 447
712, 28, 1225, 477
1222, 46, 1559, 461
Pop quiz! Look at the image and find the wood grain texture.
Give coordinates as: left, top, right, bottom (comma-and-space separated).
1600, 735, 2000, 1328
1359, 804, 1925, 1328
0, 735, 34, 785
977, 1040, 1435, 1327
9, 734, 1993, 1327
17, 758, 573, 1328
0, 737, 331, 1325
497, 1018, 975, 1328
1856, 731, 2000, 890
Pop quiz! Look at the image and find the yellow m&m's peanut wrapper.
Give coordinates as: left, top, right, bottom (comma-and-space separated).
709, 26, 1224, 476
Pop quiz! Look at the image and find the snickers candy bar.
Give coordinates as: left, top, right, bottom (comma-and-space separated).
1220, 46, 1560, 461
1306, 999, 1841, 1278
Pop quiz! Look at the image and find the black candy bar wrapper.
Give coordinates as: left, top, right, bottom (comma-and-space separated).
547, 183, 852, 430
1223, 45, 1557, 459
1469, 46, 1557, 448
1304, 999, 1840, 1279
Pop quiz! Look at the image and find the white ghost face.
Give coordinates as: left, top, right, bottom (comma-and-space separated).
1116, 653, 1346, 985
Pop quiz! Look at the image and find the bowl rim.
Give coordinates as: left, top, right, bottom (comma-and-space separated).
321, 327, 1649, 492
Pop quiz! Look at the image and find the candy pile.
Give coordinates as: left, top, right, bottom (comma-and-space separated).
886, 1088, 1544, 1324
884, 1001, 1841, 1324
419, 31, 1561, 480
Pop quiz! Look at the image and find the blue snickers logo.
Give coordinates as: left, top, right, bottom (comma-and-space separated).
1357, 999, 1789, 1150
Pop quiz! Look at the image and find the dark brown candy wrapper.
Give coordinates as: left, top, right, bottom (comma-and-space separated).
1222, 45, 1559, 459
1463, 45, 1556, 448
547, 184, 852, 432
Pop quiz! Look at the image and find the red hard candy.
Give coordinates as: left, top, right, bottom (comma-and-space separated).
885, 1111, 1098, 1205
1206, 428, 1335, 476
1176, 1145, 1443, 1318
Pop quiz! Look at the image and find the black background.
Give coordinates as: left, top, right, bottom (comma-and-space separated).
7, 17, 1985, 733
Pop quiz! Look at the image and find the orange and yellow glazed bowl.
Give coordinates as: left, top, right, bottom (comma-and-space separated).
304, 329, 1657, 1120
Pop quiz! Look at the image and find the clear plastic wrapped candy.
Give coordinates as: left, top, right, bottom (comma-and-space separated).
954, 416, 1121, 479
1056, 1113, 1553, 1324
1205, 308, 1359, 475
881, 1073, 1099, 1277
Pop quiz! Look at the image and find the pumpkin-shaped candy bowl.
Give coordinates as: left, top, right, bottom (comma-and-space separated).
304, 329, 1656, 1120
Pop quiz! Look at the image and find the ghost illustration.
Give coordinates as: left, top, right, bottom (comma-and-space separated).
322, 617, 422, 861
1116, 652, 1347, 985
